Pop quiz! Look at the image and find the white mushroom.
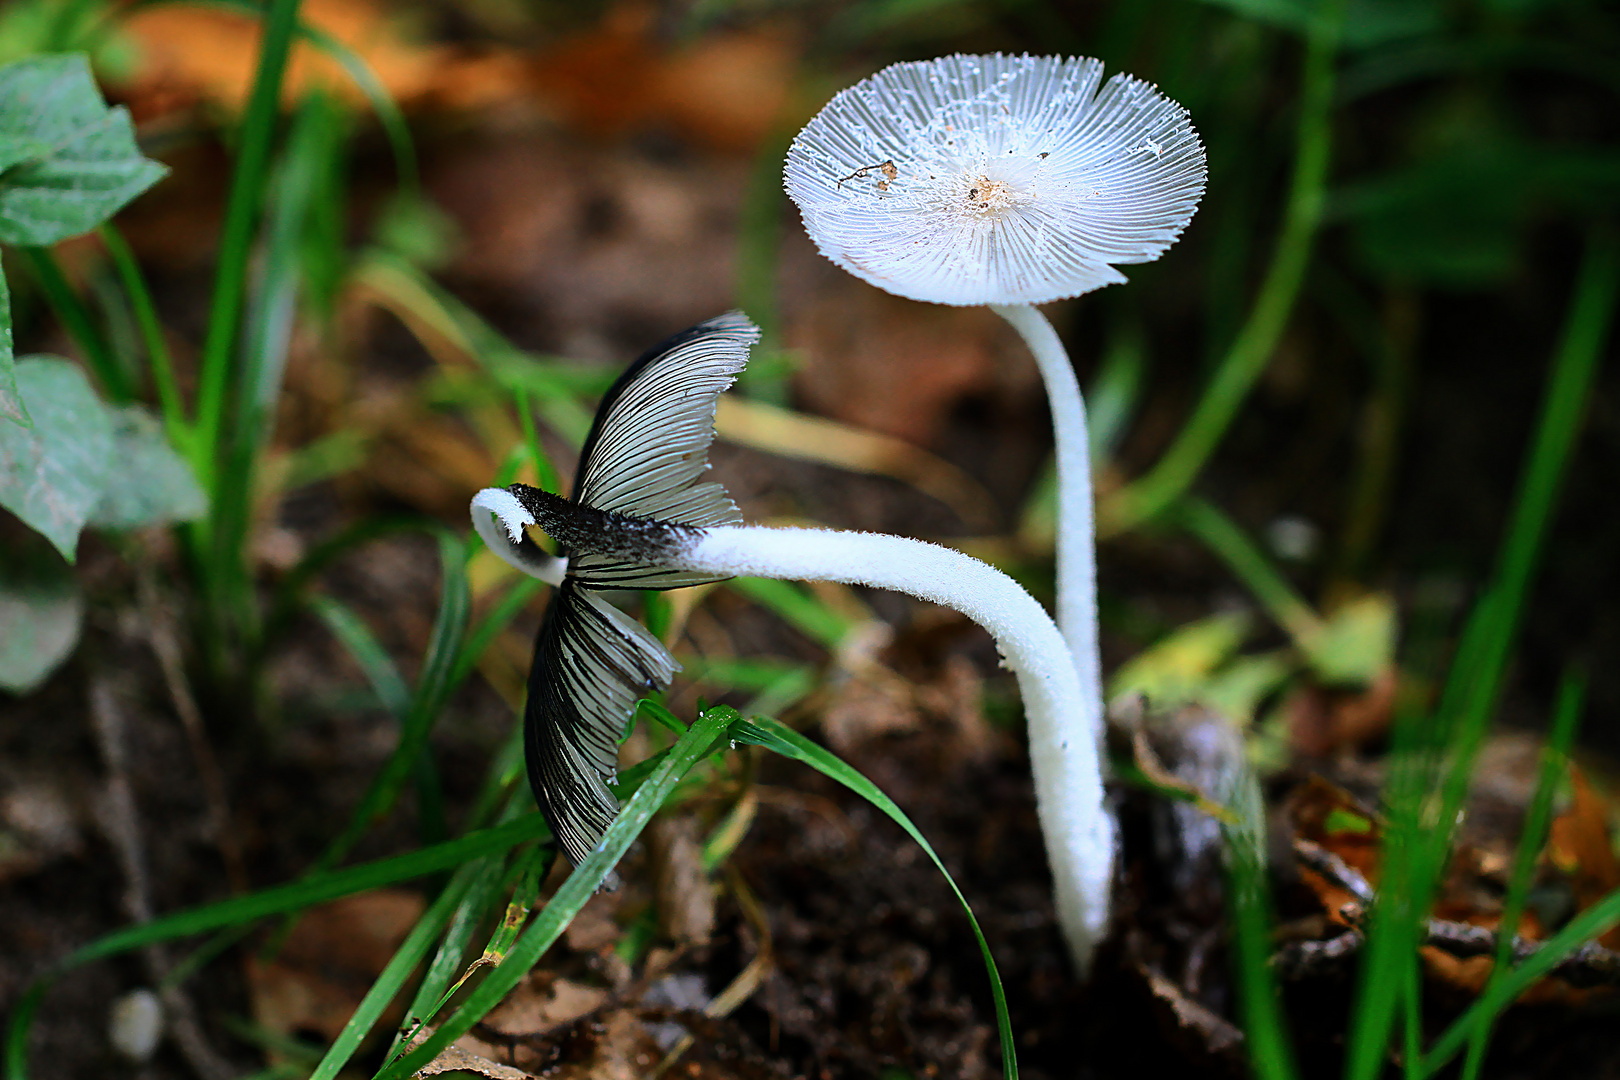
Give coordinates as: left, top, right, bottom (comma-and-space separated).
785, 52, 1207, 785
473, 312, 1113, 970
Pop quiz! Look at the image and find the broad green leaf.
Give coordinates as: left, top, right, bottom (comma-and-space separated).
1109, 611, 1254, 709
0, 532, 82, 693
1303, 593, 1395, 686
0, 356, 112, 561
87, 405, 206, 529
0, 54, 167, 246
0, 261, 23, 426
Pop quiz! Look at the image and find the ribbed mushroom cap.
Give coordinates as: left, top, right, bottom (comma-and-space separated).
785, 54, 1206, 307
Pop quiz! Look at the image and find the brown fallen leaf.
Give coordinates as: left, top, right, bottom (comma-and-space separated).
418, 1044, 534, 1079
1286, 775, 1384, 923
786, 282, 1029, 447
1548, 766, 1620, 947
248, 889, 425, 1045
647, 814, 716, 948
1283, 666, 1398, 759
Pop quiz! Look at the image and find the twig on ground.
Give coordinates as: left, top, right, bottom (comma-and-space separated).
137, 567, 247, 893
1277, 838, 1620, 988
89, 679, 237, 1080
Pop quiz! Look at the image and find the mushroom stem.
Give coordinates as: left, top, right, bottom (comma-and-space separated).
989, 302, 1103, 737
674, 523, 1113, 972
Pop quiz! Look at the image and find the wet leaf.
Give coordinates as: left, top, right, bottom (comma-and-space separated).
0, 356, 113, 561
0, 54, 167, 246
88, 405, 205, 529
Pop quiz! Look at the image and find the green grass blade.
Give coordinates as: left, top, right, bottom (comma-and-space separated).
97, 224, 187, 446
307, 531, 469, 874
1349, 235, 1617, 1080
307, 859, 483, 1080
1414, 234, 1617, 910
514, 385, 561, 493
76, 813, 544, 962
211, 91, 342, 647
727, 577, 852, 649
1104, 0, 1344, 532
1459, 672, 1585, 1079
730, 715, 1019, 1080
1178, 497, 1322, 644
393, 796, 537, 1056
192, 0, 303, 491
375, 707, 735, 1079
311, 595, 412, 717
20, 245, 129, 402
1422, 881, 1620, 1075
1220, 761, 1299, 1080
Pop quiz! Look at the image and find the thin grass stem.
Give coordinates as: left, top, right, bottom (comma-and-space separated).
192, 0, 303, 491
21, 245, 129, 401
1102, 0, 1344, 533
1460, 672, 1585, 1079
97, 224, 188, 447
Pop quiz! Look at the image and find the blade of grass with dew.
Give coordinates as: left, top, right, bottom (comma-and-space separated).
1, 811, 548, 1080
19, 245, 128, 401
1460, 672, 1585, 1079
1102, 0, 1344, 533
97, 224, 186, 447
392, 808, 546, 1057
730, 714, 1018, 1080
191, 0, 302, 494
728, 577, 852, 649
1423, 882, 1620, 1075
374, 707, 736, 1079
306, 857, 485, 1080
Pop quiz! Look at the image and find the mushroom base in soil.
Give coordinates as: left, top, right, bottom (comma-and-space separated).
471, 311, 1115, 972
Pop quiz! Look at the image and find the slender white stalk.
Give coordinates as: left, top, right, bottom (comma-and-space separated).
677, 523, 1114, 971
990, 303, 1102, 731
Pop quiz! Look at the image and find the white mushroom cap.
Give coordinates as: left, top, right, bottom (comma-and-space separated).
785, 54, 1207, 307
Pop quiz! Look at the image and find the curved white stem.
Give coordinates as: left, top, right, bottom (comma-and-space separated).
989, 303, 1102, 743
678, 524, 1114, 972
471, 489, 567, 586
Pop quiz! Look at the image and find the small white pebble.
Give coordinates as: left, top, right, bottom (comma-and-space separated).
109, 988, 163, 1062
1266, 515, 1321, 563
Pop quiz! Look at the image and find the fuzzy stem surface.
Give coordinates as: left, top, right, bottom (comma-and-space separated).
679, 523, 1113, 971
990, 303, 1103, 739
